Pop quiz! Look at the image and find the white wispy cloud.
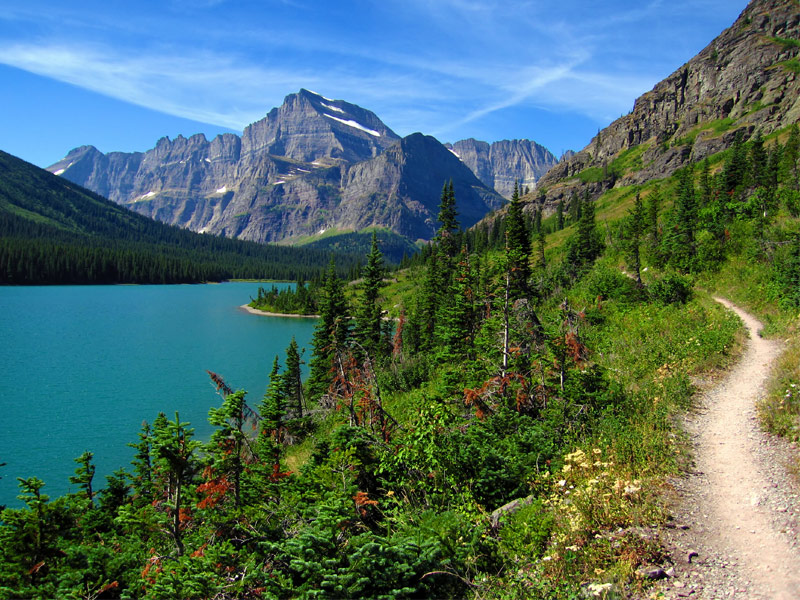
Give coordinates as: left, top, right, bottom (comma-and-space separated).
0, 0, 740, 145
0, 43, 451, 131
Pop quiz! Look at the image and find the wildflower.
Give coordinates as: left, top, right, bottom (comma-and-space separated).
558, 479, 567, 487
593, 448, 602, 455
566, 545, 579, 551
588, 582, 613, 597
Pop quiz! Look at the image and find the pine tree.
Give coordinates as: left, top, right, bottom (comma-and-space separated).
505, 182, 531, 300
307, 258, 350, 401
749, 132, 766, 188
150, 412, 199, 556
783, 124, 800, 190
645, 185, 662, 263
354, 232, 387, 360
667, 166, 698, 272
436, 180, 459, 260
435, 246, 474, 362
566, 191, 603, 275
69, 451, 96, 507
206, 389, 250, 508
723, 130, 748, 195
258, 357, 288, 481
625, 193, 646, 286
556, 199, 565, 230
414, 246, 442, 351
284, 337, 304, 417
128, 421, 153, 503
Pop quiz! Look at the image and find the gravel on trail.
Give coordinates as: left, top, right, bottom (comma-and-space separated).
654, 298, 800, 599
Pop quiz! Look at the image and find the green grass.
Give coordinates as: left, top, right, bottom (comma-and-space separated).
770, 36, 800, 50
609, 144, 649, 175
575, 166, 605, 183
777, 59, 800, 74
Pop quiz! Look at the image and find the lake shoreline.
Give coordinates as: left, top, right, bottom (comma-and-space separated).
239, 304, 319, 318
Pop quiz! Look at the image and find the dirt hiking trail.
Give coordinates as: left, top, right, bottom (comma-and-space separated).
658, 298, 800, 599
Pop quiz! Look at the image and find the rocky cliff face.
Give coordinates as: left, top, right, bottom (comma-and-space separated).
535, 0, 800, 211
48, 90, 504, 244
446, 138, 558, 198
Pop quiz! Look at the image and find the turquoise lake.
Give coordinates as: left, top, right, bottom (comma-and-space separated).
0, 283, 317, 508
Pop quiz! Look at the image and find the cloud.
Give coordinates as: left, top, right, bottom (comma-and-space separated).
0, 43, 451, 131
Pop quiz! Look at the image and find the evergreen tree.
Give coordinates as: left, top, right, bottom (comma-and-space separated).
645, 185, 662, 263
436, 180, 459, 260
566, 191, 603, 275
556, 199, 565, 230
699, 158, 713, 208
625, 193, 646, 286
435, 246, 474, 362
750, 132, 768, 190
257, 357, 288, 481
128, 421, 153, 504
284, 337, 305, 417
568, 191, 581, 224
354, 233, 388, 360
425, 249, 444, 348
151, 412, 199, 556
69, 451, 96, 507
783, 124, 800, 190
666, 166, 698, 272
505, 182, 531, 300
307, 258, 350, 400
206, 389, 251, 508
722, 130, 748, 194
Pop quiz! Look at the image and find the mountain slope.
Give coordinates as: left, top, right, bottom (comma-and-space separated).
48, 90, 505, 247
535, 0, 800, 208
0, 150, 360, 284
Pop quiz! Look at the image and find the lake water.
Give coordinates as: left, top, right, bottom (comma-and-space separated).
0, 283, 317, 508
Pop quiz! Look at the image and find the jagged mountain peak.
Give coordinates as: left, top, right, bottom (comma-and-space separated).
240, 89, 400, 164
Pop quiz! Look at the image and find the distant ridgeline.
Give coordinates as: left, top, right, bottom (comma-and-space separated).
0, 151, 362, 284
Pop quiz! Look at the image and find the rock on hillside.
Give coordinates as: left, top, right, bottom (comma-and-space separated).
535, 0, 800, 211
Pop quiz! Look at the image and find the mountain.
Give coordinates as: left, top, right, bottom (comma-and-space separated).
49, 90, 505, 248
534, 0, 800, 208
445, 138, 558, 198
0, 150, 361, 284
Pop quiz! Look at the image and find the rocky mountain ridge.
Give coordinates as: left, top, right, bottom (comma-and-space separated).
446, 138, 558, 199
49, 89, 552, 246
532, 0, 800, 211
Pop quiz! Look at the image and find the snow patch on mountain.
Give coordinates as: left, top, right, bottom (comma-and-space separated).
322, 103, 345, 114
307, 90, 334, 102
323, 114, 380, 137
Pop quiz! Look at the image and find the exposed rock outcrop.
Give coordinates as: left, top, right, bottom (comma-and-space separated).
446, 138, 558, 198
534, 0, 800, 212
49, 90, 505, 244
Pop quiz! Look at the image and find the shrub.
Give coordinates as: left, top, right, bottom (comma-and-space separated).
648, 274, 692, 304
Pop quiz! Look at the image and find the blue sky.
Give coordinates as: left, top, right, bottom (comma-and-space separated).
1, 0, 749, 168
